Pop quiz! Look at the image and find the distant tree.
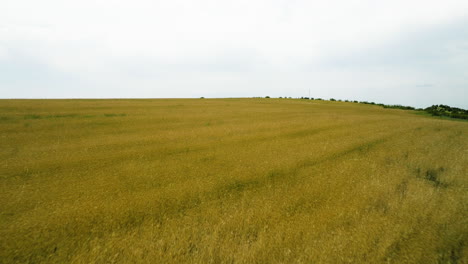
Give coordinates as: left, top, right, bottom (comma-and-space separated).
424, 105, 468, 119
383, 104, 415, 110
330, 98, 336, 101
265, 96, 270, 98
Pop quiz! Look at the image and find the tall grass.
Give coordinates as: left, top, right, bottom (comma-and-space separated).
0, 99, 467, 263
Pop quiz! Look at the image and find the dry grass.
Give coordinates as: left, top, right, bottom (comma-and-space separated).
0, 98, 467, 263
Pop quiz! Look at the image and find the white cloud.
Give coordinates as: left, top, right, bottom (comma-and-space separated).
1, 0, 468, 107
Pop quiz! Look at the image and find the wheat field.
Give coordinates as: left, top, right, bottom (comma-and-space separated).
1, 98, 467, 263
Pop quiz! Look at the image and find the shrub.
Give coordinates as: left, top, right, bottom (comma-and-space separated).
424, 105, 468, 119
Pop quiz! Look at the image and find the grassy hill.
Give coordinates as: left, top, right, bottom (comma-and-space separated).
1, 98, 467, 263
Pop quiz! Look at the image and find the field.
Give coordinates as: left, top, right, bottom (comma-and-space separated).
1, 98, 467, 263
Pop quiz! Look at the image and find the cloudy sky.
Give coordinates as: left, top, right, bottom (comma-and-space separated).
1, 0, 467, 108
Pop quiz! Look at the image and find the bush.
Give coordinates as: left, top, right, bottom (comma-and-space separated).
359, 101, 376, 105
424, 105, 468, 119
383, 105, 415, 110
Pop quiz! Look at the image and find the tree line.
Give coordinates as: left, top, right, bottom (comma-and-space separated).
268, 96, 468, 120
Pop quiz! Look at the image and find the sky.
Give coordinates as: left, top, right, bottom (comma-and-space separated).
1, 0, 467, 108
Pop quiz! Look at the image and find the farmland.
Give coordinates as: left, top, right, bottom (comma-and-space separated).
1, 98, 467, 263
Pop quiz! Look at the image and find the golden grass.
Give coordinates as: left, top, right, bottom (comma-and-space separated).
0, 98, 467, 263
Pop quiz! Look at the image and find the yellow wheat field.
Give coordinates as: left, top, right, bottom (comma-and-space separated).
1, 98, 467, 263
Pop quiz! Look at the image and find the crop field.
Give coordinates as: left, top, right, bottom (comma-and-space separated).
0, 98, 467, 263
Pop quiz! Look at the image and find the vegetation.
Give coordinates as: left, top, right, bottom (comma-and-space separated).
298, 96, 466, 120
382, 104, 416, 110
1, 98, 467, 263
425, 105, 468, 119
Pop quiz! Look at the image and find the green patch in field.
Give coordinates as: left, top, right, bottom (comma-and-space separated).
23, 113, 95, 119
437, 239, 464, 264
48, 114, 79, 118
266, 169, 285, 180
222, 179, 261, 194
414, 167, 448, 187
22, 113, 128, 120
24, 114, 42, 119
103, 113, 127, 117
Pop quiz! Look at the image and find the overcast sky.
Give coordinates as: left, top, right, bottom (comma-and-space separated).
1, 0, 467, 108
